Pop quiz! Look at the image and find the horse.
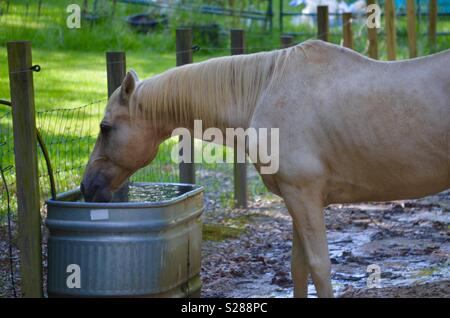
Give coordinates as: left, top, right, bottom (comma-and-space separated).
81, 40, 450, 297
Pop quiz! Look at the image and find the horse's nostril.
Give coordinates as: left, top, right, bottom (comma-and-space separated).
80, 182, 85, 195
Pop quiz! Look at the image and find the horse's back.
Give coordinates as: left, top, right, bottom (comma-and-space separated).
259, 41, 449, 204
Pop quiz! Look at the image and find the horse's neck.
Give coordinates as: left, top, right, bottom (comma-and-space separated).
138, 51, 282, 137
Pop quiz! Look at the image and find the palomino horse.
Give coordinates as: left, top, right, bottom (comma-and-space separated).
81, 40, 450, 297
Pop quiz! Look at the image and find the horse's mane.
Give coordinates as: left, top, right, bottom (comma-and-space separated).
132, 46, 295, 129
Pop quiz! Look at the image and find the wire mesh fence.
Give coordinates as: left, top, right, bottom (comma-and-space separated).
0, 98, 269, 226
0, 97, 268, 297
0, 107, 16, 225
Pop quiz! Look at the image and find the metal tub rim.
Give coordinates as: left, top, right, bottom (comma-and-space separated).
46, 182, 204, 209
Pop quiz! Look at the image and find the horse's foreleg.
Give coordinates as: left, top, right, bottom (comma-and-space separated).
280, 182, 334, 298
292, 224, 309, 297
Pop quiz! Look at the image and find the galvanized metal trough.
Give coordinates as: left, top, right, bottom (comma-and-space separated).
45, 182, 204, 298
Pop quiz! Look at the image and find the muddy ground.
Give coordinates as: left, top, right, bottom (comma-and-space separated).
201, 190, 449, 298
0, 187, 449, 298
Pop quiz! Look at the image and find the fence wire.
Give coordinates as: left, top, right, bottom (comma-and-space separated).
2, 95, 273, 297
0, 99, 267, 223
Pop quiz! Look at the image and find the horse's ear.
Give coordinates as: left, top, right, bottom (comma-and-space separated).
120, 70, 139, 103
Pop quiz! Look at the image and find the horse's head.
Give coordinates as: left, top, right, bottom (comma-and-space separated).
81, 70, 160, 202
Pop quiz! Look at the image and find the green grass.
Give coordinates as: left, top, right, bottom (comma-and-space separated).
0, 47, 180, 109
202, 214, 261, 241
203, 223, 245, 241
0, 1, 227, 206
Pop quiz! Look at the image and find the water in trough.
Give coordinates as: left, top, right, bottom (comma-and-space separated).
126, 184, 194, 202
76, 183, 195, 203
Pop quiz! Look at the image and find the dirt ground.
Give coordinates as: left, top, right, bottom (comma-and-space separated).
0, 188, 449, 298
200, 190, 450, 298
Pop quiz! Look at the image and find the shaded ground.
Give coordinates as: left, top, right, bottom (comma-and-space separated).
0, 189, 449, 298
200, 190, 450, 298
339, 280, 450, 298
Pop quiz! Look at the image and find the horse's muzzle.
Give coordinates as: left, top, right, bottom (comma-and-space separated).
80, 172, 113, 203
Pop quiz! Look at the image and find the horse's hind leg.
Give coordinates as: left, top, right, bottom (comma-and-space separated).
280, 182, 334, 298
292, 224, 309, 297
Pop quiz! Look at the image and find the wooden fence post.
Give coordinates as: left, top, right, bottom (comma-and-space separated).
112, 0, 117, 17
280, 35, 294, 49
7, 41, 43, 298
342, 12, 353, 49
231, 29, 247, 209
367, 0, 378, 59
317, 5, 329, 42
279, 0, 284, 33
82, 0, 88, 16
428, 0, 437, 52
106, 52, 126, 98
385, 0, 397, 60
407, 0, 417, 58
37, 0, 43, 17
106, 51, 129, 201
267, 0, 274, 32
176, 28, 195, 184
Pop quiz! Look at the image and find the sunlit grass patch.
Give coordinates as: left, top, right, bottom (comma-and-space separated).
203, 223, 245, 241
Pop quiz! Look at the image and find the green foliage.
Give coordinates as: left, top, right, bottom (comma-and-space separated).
203, 223, 245, 241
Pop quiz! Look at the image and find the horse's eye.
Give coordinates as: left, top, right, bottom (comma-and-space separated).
100, 122, 113, 134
